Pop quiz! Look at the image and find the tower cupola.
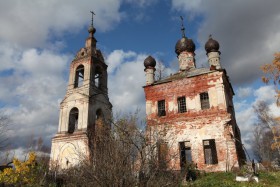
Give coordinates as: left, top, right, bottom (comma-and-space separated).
205, 35, 220, 54
144, 55, 156, 85
205, 35, 221, 70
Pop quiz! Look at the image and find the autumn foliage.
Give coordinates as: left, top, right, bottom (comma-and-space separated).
261, 52, 280, 106
0, 152, 43, 185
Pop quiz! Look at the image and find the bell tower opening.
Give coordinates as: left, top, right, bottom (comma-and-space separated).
68, 107, 79, 134
74, 65, 84, 88
94, 66, 102, 88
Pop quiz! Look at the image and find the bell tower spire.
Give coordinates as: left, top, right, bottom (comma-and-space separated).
86, 11, 97, 48
49, 13, 112, 170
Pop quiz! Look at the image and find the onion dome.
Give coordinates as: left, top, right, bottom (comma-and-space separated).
144, 55, 156, 68
205, 35, 220, 54
88, 25, 96, 34
175, 37, 196, 55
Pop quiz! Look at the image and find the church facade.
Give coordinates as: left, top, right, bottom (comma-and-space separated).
49, 20, 112, 170
143, 29, 246, 172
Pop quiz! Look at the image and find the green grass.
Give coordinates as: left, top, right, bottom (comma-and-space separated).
182, 171, 280, 187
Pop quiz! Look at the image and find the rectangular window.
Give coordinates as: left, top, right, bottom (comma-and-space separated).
158, 142, 168, 169
200, 92, 210, 110
203, 139, 218, 164
158, 100, 166, 116
178, 97, 187, 113
179, 141, 192, 169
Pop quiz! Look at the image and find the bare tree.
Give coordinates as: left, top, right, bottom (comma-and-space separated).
0, 112, 10, 152
155, 61, 167, 81
253, 101, 280, 161
57, 113, 182, 186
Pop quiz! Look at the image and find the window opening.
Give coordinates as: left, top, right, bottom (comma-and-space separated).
96, 109, 103, 120
178, 97, 187, 113
68, 107, 78, 133
94, 67, 102, 88
200, 92, 210, 110
74, 65, 84, 88
179, 141, 192, 169
203, 139, 218, 164
158, 100, 166, 116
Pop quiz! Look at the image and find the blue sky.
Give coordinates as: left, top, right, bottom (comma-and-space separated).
0, 0, 280, 159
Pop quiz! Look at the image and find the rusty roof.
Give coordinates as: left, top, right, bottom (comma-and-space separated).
154, 67, 215, 85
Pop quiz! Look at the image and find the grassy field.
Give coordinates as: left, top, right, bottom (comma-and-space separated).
183, 171, 280, 187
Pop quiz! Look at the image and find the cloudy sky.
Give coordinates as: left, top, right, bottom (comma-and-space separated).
0, 0, 280, 159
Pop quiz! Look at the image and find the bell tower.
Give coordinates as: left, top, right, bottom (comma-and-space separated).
50, 12, 112, 170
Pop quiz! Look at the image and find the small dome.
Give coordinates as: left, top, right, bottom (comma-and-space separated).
205, 36, 220, 54
144, 56, 156, 68
175, 37, 196, 55
88, 25, 96, 34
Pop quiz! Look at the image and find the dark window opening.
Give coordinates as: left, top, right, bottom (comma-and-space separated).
179, 141, 192, 169
203, 139, 218, 164
158, 100, 166, 116
158, 142, 168, 169
68, 107, 78, 133
178, 97, 187, 113
74, 65, 84, 88
200, 92, 210, 110
94, 67, 102, 88
95, 109, 105, 133
96, 109, 103, 121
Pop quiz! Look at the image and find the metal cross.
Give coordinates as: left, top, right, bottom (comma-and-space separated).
180, 16, 186, 37
90, 11, 95, 26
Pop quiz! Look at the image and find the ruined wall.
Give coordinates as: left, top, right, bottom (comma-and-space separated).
144, 70, 243, 172
50, 133, 89, 170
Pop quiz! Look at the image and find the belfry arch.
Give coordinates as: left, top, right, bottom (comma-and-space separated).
74, 65, 84, 88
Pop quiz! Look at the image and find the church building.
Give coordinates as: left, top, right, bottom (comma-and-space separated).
143, 24, 246, 172
49, 17, 112, 170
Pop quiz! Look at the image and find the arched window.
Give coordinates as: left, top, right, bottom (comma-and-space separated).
68, 107, 79, 133
94, 66, 102, 88
74, 65, 84, 88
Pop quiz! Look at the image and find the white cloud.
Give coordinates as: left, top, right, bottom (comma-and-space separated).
107, 50, 147, 119
0, 43, 70, 150
106, 50, 137, 74
236, 87, 253, 98
124, 0, 158, 7
253, 85, 275, 103
0, 0, 124, 47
